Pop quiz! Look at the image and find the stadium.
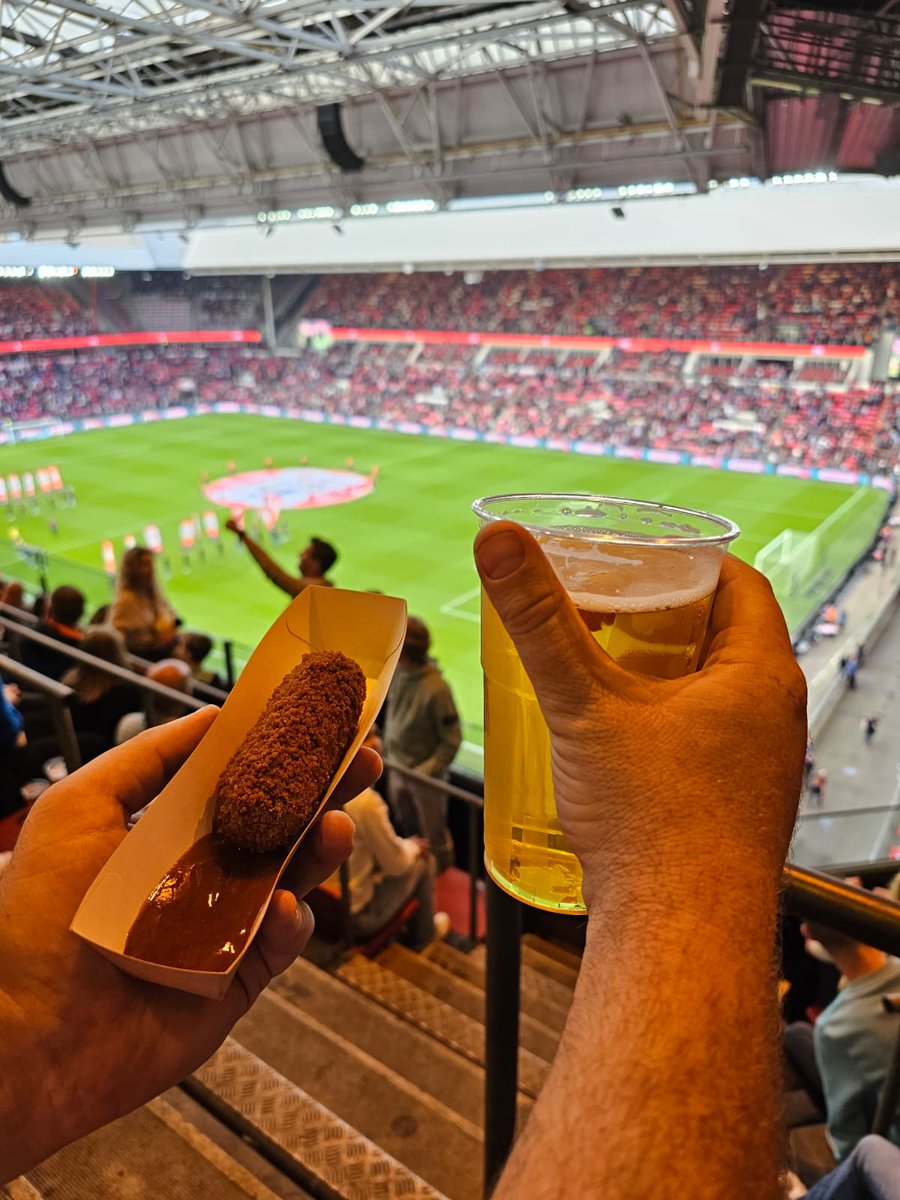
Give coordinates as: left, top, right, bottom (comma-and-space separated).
0, 0, 898, 1196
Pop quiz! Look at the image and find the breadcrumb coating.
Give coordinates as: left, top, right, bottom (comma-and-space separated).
213, 649, 367, 852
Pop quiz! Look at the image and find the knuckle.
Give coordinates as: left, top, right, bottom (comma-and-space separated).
503, 586, 570, 641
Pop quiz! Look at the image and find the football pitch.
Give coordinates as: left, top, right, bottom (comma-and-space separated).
0, 414, 888, 753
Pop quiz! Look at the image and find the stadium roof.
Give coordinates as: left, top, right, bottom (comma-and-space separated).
0, 0, 896, 238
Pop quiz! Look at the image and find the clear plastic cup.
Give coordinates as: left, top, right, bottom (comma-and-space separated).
473, 493, 740, 913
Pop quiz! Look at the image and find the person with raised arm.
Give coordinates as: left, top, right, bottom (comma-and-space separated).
226, 518, 336, 599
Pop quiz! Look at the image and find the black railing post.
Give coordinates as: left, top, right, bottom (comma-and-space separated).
484, 876, 522, 1195
223, 639, 236, 689
467, 805, 480, 947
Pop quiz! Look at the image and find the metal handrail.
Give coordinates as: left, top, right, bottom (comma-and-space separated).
384, 759, 484, 809
126, 649, 229, 706
783, 863, 900, 956
0, 653, 81, 772
0, 616, 209, 720
0, 601, 39, 627
382, 758, 484, 947
0, 603, 229, 706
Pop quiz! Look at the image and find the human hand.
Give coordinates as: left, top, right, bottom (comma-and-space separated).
0, 707, 378, 1181
3, 683, 20, 706
410, 836, 431, 858
474, 522, 807, 910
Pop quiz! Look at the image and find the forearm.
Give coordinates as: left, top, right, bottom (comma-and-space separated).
494, 859, 785, 1200
417, 732, 461, 777
240, 534, 301, 597
0, 1014, 77, 1181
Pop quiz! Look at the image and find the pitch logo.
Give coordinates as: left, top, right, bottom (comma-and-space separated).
203, 467, 374, 511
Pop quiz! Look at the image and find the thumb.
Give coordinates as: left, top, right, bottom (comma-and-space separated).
473, 521, 632, 726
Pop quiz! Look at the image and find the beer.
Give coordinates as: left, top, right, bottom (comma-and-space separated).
473, 495, 738, 916
481, 584, 715, 912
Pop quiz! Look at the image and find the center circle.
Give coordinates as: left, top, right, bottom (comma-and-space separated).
203, 467, 374, 511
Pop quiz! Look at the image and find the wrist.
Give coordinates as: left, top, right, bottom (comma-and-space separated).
581, 850, 783, 940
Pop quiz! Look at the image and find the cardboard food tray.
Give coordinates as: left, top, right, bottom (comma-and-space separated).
71, 587, 407, 1000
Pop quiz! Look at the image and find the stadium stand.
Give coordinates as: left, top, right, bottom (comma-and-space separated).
1, 339, 897, 473
0, 283, 93, 340
0, 260, 896, 349
0, 259, 898, 1198
302, 262, 900, 345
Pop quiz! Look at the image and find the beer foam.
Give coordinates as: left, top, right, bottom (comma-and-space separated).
568, 583, 712, 613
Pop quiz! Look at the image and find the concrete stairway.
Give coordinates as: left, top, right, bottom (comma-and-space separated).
5, 934, 580, 1199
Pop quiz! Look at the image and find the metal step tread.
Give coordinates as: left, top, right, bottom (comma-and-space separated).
377, 943, 560, 1063
336, 953, 549, 1098
232, 991, 476, 1200
13, 1095, 285, 1200
272, 956, 494, 1126
521, 936, 581, 988
190, 1036, 446, 1200
521, 933, 583, 976
423, 940, 573, 1031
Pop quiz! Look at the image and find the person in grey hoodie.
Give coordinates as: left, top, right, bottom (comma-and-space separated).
384, 617, 461, 872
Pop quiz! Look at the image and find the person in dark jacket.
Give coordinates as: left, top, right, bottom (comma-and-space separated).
61, 628, 142, 750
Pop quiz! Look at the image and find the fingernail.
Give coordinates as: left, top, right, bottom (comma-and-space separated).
296, 900, 314, 940
476, 528, 525, 580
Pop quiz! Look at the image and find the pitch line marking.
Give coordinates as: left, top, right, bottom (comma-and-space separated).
441, 585, 481, 623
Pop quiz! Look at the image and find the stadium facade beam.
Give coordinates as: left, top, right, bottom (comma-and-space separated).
632, 33, 703, 188
3, 135, 749, 228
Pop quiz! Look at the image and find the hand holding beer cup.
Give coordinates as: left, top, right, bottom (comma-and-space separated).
473, 497, 807, 913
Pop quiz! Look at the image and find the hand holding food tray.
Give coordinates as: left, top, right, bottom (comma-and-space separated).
70, 587, 407, 1000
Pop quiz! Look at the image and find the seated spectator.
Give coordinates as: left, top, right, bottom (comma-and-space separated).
0, 675, 26, 817
22, 586, 85, 680
115, 659, 192, 744
1, 582, 28, 612
335, 728, 449, 949
111, 547, 180, 659
61, 628, 143, 748
784, 906, 900, 1161
173, 632, 226, 690
801, 1134, 900, 1200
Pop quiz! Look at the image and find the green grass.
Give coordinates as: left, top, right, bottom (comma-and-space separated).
0, 415, 888, 754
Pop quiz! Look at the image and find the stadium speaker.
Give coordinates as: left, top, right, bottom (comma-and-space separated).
0, 164, 31, 208
316, 104, 365, 173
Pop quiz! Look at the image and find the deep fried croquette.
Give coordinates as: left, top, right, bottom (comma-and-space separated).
213, 649, 367, 852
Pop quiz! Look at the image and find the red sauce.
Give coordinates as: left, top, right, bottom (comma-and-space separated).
124, 832, 282, 971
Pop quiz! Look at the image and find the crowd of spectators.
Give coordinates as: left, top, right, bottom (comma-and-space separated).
0, 569, 226, 814
304, 262, 900, 346
0, 345, 259, 424
1, 340, 897, 474
0, 262, 895, 349
0, 284, 93, 342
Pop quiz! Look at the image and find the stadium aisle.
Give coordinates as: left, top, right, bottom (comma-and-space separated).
792, 576, 900, 867
799, 550, 900, 715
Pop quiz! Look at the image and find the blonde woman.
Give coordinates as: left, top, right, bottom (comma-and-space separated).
111, 547, 179, 659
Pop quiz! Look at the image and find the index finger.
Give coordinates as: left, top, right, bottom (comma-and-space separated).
702, 555, 796, 672
53, 706, 219, 822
